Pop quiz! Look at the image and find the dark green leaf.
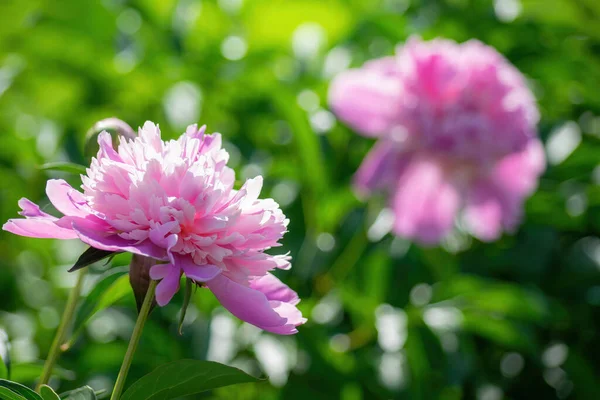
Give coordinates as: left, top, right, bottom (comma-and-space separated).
60, 386, 97, 400
121, 360, 259, 400
38, 162, 88, 175
0, 379, 42, 400
72, 267, 128, 331
0, 387, 27, 400
68, 267, 131, 345
69, 247, 117, 272
39, 385, 60, 400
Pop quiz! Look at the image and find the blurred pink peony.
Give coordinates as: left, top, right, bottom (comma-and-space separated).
329, 36, 545, 244
3, 122, 306, 334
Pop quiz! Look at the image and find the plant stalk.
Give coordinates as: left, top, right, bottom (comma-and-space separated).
110, 279, 157, 400
36, 269, 86, 391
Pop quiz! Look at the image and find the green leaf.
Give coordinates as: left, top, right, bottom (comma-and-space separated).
0, 387, 27, 400
9, 363, 74, 384
60, 386, 97, 400
93, 275, 132, 310
39, 385, 60, 400
38, 162, 88, 175
434, 276, 549, 322
69, 267, 131, 344
0, 379, 42, 400
121, 360, 260, 400
69, 247, 118, 272
461, 312, 536, 353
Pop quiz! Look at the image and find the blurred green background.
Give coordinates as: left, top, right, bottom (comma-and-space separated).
1, 0, 600, 399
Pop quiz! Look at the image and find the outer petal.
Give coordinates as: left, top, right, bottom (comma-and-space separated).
3, 219, 78, 240
492, 139, 545, 200
264, 302, 306, 335
353, 141, 408, 197
149, 263, 172, 280
465, 139, 546, 240
2, 198, 78, 239
328, 60, 402, 137
154, 264, 182, 306
17, 198, 53, 218
46, 179, 90, 218
206, 274, 304, 334
463, 180, 504, 242
392, 156, 460, 245
250, 273, 300, 306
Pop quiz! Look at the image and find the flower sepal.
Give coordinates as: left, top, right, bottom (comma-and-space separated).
129, 255, 159, 313
69, 247, 118, 272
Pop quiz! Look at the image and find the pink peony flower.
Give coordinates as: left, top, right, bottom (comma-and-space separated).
329, 36, 545, 244
3, 122, 306, 334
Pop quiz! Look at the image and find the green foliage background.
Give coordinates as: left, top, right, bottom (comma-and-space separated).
1, 0, 600, 399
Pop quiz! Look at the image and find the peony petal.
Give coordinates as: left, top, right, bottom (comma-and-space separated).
154, 264, 182, 306
177, 256, 222, 282
353, 141, 408, 196
250, 273, 300, 306
3, 219, 78, 240
17, 198, 53, 218
264, 301, 307, 335
46, 179, 89, 218
185, 124, 207, 139
463, 179, 505, 242
3, 197, 80, 239
392, 156, 460, 245
206, 274, 289, 331
97, 131, 123, 162
329, 58, 402, 137
149, 263, 172, 280
148, 221, 180, 248
492, 139, 546, 200
462, 139, 546, 241
72, 221, 167, 260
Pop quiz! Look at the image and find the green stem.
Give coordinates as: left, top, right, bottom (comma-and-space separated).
36, 269, 86, 391
110, 279, 157, 400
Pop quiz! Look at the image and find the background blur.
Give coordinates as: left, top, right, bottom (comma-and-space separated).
1, 0, 600, 399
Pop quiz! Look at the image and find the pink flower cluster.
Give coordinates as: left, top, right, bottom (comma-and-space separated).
4, 122, 306, 334
329, 36, 545, 244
